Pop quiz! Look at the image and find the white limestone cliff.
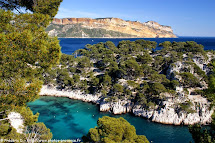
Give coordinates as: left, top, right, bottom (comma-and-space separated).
39, 85, 213, 125
39, 85, 100, 103
99, 100, 133, 114
132, 97, 213, 125
8, 112, 24, 134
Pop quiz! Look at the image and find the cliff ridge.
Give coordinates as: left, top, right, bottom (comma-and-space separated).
46, 17, 177, 38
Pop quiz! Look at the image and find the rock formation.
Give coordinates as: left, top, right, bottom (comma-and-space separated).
132, 96, 213, 125
39, 85, 100, 103
8, 112, 24, 134
46, 17, 177, 38
39, 84, 213, 125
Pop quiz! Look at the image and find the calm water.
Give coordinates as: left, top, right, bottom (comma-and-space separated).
28, 96, 193, 143
28, 37, 215, 142
59, 37, 215, 55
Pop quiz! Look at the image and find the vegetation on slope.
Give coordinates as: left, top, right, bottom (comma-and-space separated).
188, 58, 215, 143
46, 24, 137, 38
45, 40, 212, 114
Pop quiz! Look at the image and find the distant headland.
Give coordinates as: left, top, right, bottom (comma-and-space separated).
46, 17, 177, 38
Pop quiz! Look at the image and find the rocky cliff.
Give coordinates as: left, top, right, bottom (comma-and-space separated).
46, 18, 177, 38
40, 84, 213, 125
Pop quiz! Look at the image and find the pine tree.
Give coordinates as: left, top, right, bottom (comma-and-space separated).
0, 0, 62, 108
0, 0, 62, 139
83, 116, 149, 143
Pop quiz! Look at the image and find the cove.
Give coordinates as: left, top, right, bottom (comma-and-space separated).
28, 96, 193, 143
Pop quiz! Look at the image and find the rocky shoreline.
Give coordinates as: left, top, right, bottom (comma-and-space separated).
39, 85, 214, 125
39, 85, 100, 103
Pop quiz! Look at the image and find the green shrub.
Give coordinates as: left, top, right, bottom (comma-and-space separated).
83, 116, 149, 143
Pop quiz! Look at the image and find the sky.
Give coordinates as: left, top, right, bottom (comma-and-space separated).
55, 0, 215, 37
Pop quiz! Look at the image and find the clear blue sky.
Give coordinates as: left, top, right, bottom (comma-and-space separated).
55, 0, 215, 37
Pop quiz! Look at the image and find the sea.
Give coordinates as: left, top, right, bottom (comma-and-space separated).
59, 37, 215, 55
28, 37, 215, 143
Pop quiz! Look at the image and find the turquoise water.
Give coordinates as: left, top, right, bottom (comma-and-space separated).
28, 96, 193, 143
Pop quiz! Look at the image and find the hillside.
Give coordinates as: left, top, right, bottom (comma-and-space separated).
40, 40, 215, 125
46, 18, 177, 38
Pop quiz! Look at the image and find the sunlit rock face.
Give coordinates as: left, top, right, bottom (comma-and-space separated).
39, 85, 214, 125
8, 112, 24, 134
47, 18, 177, 38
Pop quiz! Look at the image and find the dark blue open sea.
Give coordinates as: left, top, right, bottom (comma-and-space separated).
28, 37, 215, 143
59, 37, 215, 55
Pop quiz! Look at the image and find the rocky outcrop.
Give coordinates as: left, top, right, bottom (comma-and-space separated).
39, 85, 100, 103
166, 53, 214, 89
167, 53, 214, 79
143, 21, 173, 33
100, 100, 133, 114
39, 84, 213, 125
8, 112, 24, 134
133, 100, 213, 125
192, 54, 212, 74
46, 17, 177, 38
